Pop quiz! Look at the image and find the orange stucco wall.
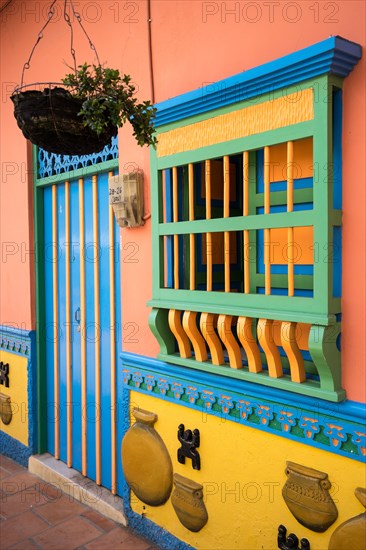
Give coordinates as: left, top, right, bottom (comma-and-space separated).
1, 0, 365, 401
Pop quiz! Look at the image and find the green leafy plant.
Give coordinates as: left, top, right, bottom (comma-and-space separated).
62, 63, 157, 147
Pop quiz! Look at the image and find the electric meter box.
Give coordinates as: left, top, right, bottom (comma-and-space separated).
108, 172, 144, 228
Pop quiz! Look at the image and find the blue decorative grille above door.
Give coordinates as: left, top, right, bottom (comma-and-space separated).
37, 135, 119, 179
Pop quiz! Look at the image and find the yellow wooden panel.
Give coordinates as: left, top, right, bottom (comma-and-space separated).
269, 137, 313, 182
0, 351, 28, 446
183, 311, 208, 362
169, 309, 191, 358
257, 319, 283, 378
237, 317, 262, 373
269, 226, 314, 265
217, 315, 242, 369
200, 313, 224, 365
273, 321, 311, 351
281, 321, 306, 383
157, 89, 313, 157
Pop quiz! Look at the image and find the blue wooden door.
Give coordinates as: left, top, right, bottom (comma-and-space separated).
41, 146, 123, 494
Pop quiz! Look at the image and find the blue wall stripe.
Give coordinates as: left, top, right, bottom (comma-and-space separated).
121, 352, 366, 424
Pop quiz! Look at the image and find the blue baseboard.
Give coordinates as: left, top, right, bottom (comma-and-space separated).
0, 431, 32, 467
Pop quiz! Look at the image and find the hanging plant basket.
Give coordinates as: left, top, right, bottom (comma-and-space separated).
11, 0, 157, 156
11, 85, 117, 155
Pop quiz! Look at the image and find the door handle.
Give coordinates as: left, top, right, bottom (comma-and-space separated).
75, 307, 81, 323
75, 307, 81, 331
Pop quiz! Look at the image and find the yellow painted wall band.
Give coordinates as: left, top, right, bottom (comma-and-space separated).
157, 89, 313, 157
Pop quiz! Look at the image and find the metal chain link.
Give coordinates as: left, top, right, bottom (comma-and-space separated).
69, 0, 101, 67
19, 0, 101, 89
63, 0, 77, 74
20, 0, 58, 87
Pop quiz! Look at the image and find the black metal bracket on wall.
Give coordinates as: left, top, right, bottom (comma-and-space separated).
177, 424, 201, 470
278, 525, 310, 550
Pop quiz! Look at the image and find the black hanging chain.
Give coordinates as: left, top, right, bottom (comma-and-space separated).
20, 0, 58, 88
63, 0, 77, 74
18, 0, 101, 90
69, 0, 101, 68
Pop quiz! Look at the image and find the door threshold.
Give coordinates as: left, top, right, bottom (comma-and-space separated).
29, 453, 127, 526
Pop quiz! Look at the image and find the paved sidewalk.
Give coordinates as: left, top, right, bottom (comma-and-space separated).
0, 455, 157, 550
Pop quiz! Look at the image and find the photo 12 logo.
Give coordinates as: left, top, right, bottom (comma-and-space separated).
202, 2, 340, 24
1, 1, 140, 24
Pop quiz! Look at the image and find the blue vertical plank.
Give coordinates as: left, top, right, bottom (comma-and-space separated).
165, 169, 173, 289
83, 175, 96, 481
114, 198, 123, 497
332, 88, 342, 301
98, 172, 112, 489
70, 179, 82, 472
57, 184, 67, 463
333, 88, 342, 210
178, 167, 185, 288
44, 186, 55, 455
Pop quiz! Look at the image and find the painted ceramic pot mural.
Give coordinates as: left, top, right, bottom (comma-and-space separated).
122, 408, 173, 506
282, 461, 338, 532
328, 487, 366, 550
0, 393, 12, 425
171, 473, 208, 532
